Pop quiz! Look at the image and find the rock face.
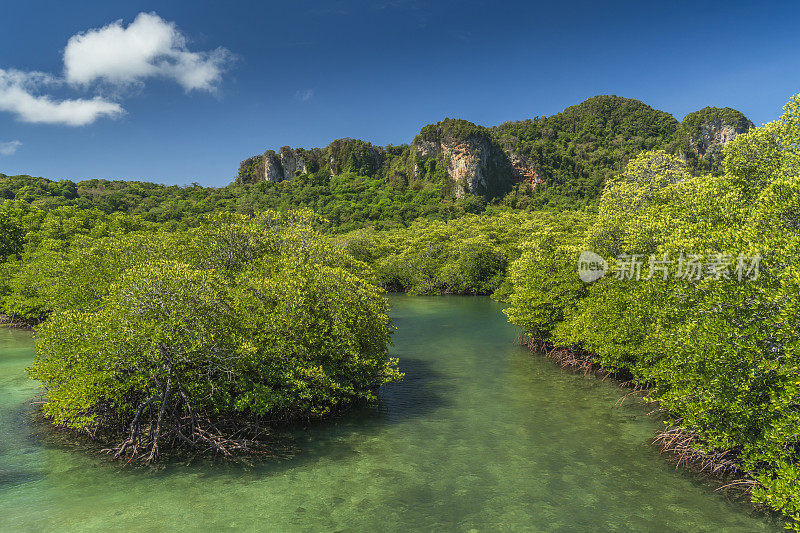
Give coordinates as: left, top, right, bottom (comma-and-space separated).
680, 107, 754, 170
507, 150, 544, 189
238, 129, 535, 198
412, 119, 518, 199
412, 134, 540, 197
690, 121, 744, 160
278, 146, 308, 178
236, 147, 308, 184
413, 136, 491, 198
263, 151, 283, 182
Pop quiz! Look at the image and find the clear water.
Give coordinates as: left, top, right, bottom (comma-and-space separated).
0, 295, 780, 532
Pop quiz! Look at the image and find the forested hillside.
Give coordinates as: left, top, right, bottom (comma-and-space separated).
494, 96, 682, 208
0, 96, 753, 234
235, 95, 753, 209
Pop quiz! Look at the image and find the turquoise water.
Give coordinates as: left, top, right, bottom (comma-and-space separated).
0, 296, 779, 531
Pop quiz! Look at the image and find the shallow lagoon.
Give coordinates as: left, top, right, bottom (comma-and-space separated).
0, 296, 779, 531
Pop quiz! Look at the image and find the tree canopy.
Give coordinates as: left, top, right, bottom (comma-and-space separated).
28, 212, 401, 463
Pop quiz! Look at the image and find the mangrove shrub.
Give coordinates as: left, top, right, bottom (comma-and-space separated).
29, 212, 401, 463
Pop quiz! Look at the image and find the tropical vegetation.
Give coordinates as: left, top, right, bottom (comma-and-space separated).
24, 212, 402, 462
1, 92, 797, 527
503, 94, 800, 528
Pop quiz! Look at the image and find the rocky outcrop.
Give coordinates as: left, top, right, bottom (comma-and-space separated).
263, 151, 283, 182
414, 137, 491, 197
236, 147, 308, 184
680, 107, 754, 170
278, 146, 308, 177
507, 150, 544, 189
688, 121, 747, 162
412, 119, 516, 199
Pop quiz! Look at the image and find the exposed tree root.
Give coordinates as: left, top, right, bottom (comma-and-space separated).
523, 336, 609, 378
652, 425, 745, 478
0, 314, 42, 329
100, 409, 278, 465
79, 361, 282, 465
522, 334, 761, 500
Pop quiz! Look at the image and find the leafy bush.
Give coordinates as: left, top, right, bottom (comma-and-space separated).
28, 212, 401, 462
336, 211, 590, 296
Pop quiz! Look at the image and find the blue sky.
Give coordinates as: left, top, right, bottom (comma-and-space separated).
1, 0, 798, 186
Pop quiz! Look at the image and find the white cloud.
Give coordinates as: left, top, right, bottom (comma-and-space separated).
0, 140, 22, 156
0, 12, 228, 126
63, 12, 231, 93
295, 88, 314, 101
0, 68, 124, 126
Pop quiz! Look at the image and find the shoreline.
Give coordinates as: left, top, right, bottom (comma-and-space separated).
0, 314, 39, 330
522, 335, 768, 511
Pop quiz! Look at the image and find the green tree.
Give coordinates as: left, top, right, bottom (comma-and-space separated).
29, 213, 401, 463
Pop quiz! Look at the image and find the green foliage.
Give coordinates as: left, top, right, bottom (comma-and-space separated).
502, 212, 592, 338
236, 155, 264, 185
502, 94, 800, 528
495, 95, 682, 209
0, 170, 475, 234
336, 211, 588, 296
0, 204, 157, 319
327, 138, 384, 176
28, 212, 401, 461
0, 201, 26, 261
416, 118, 492, 144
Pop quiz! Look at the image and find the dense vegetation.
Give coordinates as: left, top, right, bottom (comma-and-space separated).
494, 96, 681, 208
2, 92, 793, 525
0, 171, 488, 234
337, 211, 590, 296
0, 96, 751, 231
25, 211, 401, 462
503, 94, 800, 528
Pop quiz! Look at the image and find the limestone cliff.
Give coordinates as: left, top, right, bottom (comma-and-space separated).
691, 121, 742, 157
237, 140, 384, 185
238, 127, 537, 198
236, 146, 308, 185
277, 146, 308, 178
412, 119, 521, 199
507, 150, 544, 189
413, 136, 491, 198
679, 107, 754, 171
234, 97, 753, 203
